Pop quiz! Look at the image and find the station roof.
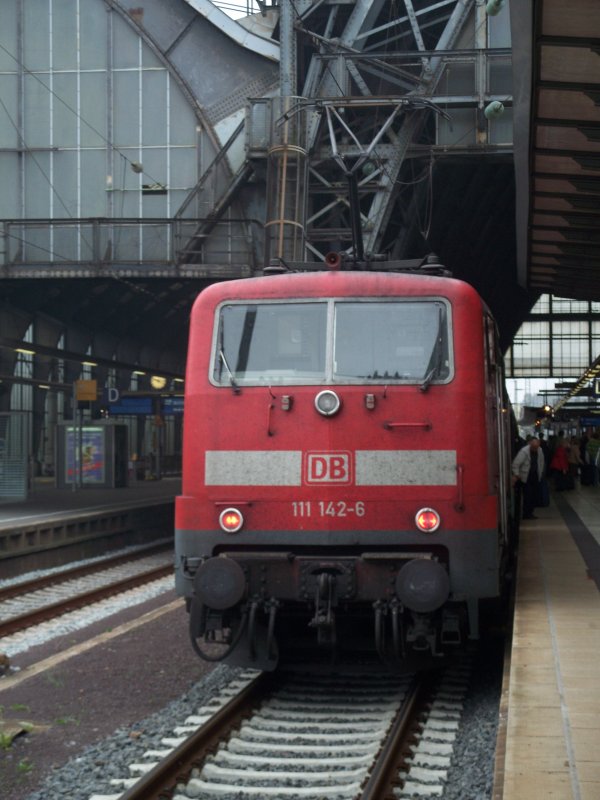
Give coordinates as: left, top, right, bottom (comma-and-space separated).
513, 0, 600, 301
2, 0, 599, 366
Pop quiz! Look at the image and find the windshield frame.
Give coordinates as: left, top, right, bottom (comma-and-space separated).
209, 296, 454, 387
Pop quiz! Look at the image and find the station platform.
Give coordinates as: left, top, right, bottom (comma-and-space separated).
495, 484, 600, 800
0, 477, 180, 578
0, 476, 180, 530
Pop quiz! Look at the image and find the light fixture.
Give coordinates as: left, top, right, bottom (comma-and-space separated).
486, 0, 504, 15
415, 507, 441, 533
219, 508, 244, 534
484, 100, 505, 119
361, 160, 377, 177
133, 370, 146, 376
15, 347, 36, 355
150, 375, 167, 390
82, 360, 98, 367
314, 390, 341, 417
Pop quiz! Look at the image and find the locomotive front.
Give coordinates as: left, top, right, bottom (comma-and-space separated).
175, 269, 511, 670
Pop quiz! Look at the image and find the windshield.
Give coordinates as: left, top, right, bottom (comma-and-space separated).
212, 299, 451, 386
214, 302, 327, 384
334, 301, 449, 381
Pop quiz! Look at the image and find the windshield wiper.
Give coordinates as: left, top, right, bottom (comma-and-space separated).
420, 365, 438, 392
219, 349, 240, 394
420, 306, 444, 393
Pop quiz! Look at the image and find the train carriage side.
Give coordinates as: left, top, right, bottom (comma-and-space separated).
175, 269, 514, 669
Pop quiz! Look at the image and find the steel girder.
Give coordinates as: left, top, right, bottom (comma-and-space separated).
289, 0, 477, 261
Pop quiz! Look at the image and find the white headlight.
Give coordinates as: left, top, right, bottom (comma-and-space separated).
314, 390, 341, 416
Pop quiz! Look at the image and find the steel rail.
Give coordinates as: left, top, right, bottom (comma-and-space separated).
0, 542, 171, 602
0, 563, 172, 637
118, 670, 274, 800
114, 671, 432, 800
360, 677, 431, 800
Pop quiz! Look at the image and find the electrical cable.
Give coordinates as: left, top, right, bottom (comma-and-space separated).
0, 95, 83, 222
0, 44, 179, 300
0, 40, 166, 188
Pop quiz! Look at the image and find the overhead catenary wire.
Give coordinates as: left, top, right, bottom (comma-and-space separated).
0, 41, 177, 301
0, 40, 166, 189
0, 95, 82, 223
0, 2, 511, 272
348, 3, 511, 248
0, 94, 97, 258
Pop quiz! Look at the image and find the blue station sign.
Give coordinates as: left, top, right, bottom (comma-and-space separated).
108, 394, 184, 416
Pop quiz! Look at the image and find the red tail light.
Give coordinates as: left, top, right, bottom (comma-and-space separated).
219, 507, 244, 533
415, 508, 441, 532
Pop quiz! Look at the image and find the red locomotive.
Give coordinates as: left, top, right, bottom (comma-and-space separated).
175, 258, 514, 670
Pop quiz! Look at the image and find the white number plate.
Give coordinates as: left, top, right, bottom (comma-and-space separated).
291, 501, 365, 518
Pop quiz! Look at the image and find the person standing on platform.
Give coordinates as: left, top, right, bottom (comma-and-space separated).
568, 436, 584, 485
538, 432, 550, 476
512, 437, 545, 520
550, 435, 571, 490
587, 431, 600, 487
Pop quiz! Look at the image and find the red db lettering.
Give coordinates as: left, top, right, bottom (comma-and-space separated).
305, 452, 352, 484
310, 457, 328, 481
330, 456, 347, 480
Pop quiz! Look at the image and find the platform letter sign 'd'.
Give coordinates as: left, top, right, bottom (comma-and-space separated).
305, 452, 352, 484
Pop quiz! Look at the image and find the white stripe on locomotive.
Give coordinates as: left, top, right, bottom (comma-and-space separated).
204, 450, 457, 486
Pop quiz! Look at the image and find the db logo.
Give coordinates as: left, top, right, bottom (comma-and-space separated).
305, 452, 352, 484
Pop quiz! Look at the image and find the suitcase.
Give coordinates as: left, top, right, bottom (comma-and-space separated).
581, 464, 594, 486
555, 472, 574, 491
537, 478, 550, 507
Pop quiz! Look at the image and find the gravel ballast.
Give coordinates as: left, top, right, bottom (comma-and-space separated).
0, 596, 213, 800
5, 637, 504, 800
20, 665, 240, 800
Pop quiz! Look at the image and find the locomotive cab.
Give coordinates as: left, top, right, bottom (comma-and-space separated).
175, 266, 514, 671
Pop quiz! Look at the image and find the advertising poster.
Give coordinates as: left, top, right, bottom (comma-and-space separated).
66, 426, 106, 484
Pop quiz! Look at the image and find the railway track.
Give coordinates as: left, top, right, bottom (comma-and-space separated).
0, 543, 173, 639
89, 660, 471, 800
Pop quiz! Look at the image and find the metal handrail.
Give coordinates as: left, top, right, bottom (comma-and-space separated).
0, 217, 260, 269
